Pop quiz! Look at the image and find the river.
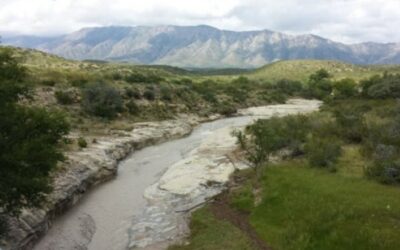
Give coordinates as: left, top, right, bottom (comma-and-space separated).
33, 99, 321, 250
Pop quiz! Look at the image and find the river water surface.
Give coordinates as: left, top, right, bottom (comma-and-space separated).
34, 115, 257, 250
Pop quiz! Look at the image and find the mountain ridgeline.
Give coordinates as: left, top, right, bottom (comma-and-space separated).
3, 25, 400, 68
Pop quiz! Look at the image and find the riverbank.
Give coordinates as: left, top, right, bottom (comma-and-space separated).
2, 99, 321, 250
3, 114, 220, 250
128, 99, 321, 249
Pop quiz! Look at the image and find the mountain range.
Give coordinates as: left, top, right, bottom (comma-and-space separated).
3, 25, 400, 68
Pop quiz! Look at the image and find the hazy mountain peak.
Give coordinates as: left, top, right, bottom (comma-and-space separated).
3, 25, 400, 68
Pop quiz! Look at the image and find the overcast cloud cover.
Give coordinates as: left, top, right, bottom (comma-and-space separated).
0, 0, 399, 44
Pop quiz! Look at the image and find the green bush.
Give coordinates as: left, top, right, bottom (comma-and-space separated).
111, 72, 123, 81
143, 89, 156, 101
215, 102, 237, 116
333, 104, 369, 143
333, 78, 358, 99
0, 48, 70, 215
125, 73, 164, 84
238, 115, 311, 174
77, 137, 87, 148
363, 115, 400, 184
306, 69, 333, 99
124, 87, 141, 99
275, 79, 303, 95
126, 100, 140, 115
362, 73, 400, 99
365, 143, 400, 184
81, 82, 123, 119
125, 73, 147, 83
55, 90, 75, 105
160, 86, 173, 101
305, 136, 342, 169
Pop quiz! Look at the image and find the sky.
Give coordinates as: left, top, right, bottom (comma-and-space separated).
0, 0, 399, 44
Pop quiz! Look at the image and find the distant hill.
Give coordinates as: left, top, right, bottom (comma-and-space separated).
247, 60, 400, 82
3, 25, 400, 68
5, 47, 400, 84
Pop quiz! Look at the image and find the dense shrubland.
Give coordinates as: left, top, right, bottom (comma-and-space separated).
235, 70, 400, 185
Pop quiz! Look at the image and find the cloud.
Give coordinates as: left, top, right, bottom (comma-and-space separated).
0, 0, 399, 43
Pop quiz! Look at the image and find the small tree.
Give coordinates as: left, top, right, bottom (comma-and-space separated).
0, 48, 70, 217
305, 136, 342, 170
307, 69, 333, 99
333, 78, 358, 99
82, 82, 123, 119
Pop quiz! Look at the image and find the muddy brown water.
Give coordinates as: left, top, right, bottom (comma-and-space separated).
33, 116, 256, 250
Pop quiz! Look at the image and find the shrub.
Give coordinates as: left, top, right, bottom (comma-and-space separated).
111, 72, 123, 81
224, 85, 248, 103
124, 87, 141, 99
125, 73, 164, 84
193, 80, 219, 103
232, 76, 250, 85
215, 102, 237, 116
143, 89, 156, 101
306, 69, 333, 99
0, 48, 70, 215
333, 104, 369, 143
81, 82, 123, 119
41, 79, 56, 86
366, 159, 400, 184
125, 73, 147, 83
238, 115, 310, 174
305, 136, 342, 169
126, 100, 140, 115
362, 73, 400, 99
333, 78, 358, 99
77, 137, 87, 148
160, 86, 173, 101
55, 90, 75, 105
275, 79, 303, 95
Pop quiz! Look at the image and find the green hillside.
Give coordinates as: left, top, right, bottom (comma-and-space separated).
247, 60, 400, 82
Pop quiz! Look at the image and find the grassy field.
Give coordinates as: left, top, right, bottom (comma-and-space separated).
168, 208, 255, 250
172, 153, 400, 250
251, 160, 400, 250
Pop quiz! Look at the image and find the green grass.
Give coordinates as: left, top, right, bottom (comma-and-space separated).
248, 161, 400, 250
178, 153, 400, 250
336, 145, 366, 178
168, 207, 255, 250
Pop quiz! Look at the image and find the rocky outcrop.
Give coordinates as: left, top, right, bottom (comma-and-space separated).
2, 115, 214, 250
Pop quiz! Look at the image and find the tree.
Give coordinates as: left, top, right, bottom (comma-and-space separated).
333, 78, 358, 99
275, 79, 303, 96
305, 136, 342, 170
0, 48, 70, 216
82, 82, 124, 119
307, 69, 333, 99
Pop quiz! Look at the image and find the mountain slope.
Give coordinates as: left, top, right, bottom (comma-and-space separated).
3, 25, 400, 68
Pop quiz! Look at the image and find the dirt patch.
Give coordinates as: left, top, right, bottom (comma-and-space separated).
209, 192, 271, 250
